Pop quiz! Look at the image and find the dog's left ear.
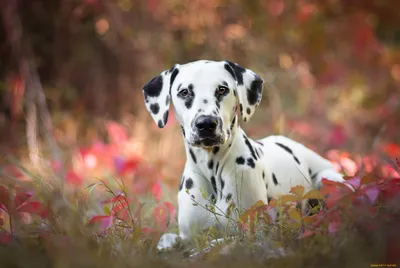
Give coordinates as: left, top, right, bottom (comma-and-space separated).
223, 61, 264, 122
142, 64, 180, 128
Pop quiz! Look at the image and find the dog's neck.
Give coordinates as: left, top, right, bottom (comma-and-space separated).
182, 116, 248, 175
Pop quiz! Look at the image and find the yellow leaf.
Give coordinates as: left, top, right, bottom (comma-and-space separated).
290, 185, 305, 198
288, 207, 301, 223
279, 194, 299, 204
303, 189, 324, 200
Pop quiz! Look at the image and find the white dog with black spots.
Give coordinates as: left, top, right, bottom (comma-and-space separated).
142, 60, 351, 250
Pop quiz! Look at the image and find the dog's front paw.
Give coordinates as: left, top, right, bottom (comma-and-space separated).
157, 233, 180, 251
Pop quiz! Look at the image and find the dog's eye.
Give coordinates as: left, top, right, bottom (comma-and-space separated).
216, 86, 228, 95
178, 89, 189, 98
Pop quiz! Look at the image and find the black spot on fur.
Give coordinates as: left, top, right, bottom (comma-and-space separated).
228, 143, 232, 148
165, 95, 170, 106
293, 156, 301, 165
243, 135, 257, 160
311, 172, 317, 180
308, 168, 312, 176
211, 176, 217, 195
224, 61, 245, 85
255, 148, 260, 159
272, 173, 278, 186
188, 84, 193, 90
230, 116, 236, 130
215, 100, 220, 109
150, 103, 160, 114
255, 140, 264, 146
170, 68, 179, 91
233, 90, 237, 97
215, 162, 220, 173
157, 120, 163, 128
213, 146, 220, 154
143, 75, 163, 97
236, 156, 245, 165
168, 65, 177, 73
191, 195, 195, 200
189, 149, 197, 164
179, 176, 185, 190
262, 170, 265, 179
247, 77, 263, 105
203, 99, 208, 104
226, 193, 232, 202
181, 126, 185, 137
247, 158, 255, 168
163, 111, 169, 126
185, 178, 193, 190
208, 160, 214, 170
222, 81, 228, 86
240, 104, 243, 113
246, 107, 251, 115
211, 194, 217, 204
275, 142, 293, 154
221, 179, 225, 190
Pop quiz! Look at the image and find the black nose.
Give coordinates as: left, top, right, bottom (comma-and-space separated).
195, 116, 218, 134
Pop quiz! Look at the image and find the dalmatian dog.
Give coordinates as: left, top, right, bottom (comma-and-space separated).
142, 60, 351, 250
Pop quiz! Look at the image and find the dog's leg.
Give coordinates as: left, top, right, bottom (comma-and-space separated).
157, 169, 217, 250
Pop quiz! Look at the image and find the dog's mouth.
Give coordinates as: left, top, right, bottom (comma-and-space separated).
190, 135, 225, 148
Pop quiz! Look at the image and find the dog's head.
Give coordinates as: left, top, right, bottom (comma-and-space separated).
142, 60, 263, 148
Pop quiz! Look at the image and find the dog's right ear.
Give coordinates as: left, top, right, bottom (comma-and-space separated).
142, 64, 180, 128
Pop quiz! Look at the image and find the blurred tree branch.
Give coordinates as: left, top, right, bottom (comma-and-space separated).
1, 0, 63, 180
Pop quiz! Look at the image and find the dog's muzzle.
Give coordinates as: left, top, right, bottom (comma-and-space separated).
192, 115, 223, 147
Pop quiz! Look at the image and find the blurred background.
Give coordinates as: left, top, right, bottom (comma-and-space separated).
0, 0, 399, 189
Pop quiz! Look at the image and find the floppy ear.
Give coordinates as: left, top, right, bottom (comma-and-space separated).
224, 61, 264, 122
142, 64, 180, 128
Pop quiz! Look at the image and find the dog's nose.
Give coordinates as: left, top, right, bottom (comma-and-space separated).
195, 116, 218, 133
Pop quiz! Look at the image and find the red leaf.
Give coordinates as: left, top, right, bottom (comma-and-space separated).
162, 201, 176, 222
0, 232, 12, 244
384, 143, 400, 158
17, 201, 48, 218
88, 215, 113, 230
363, 186, 380, 205
0, 186, 10, 213
101, 194, 136, 206
106, 121, 128, 145
299, 230, 315, 239
346, 177, 361, 190
151, 182, 162, 203
153, 202, 176, 232
14, 191, 33, 209
328, 221, 340, 235
325, 191, 343, 209
141, 227, 156, 235
65, 170, 83, 185
118, 159, 140, 176
114, 209, 130, 222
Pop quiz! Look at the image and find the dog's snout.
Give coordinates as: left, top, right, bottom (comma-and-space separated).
195, 116, 218, 133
